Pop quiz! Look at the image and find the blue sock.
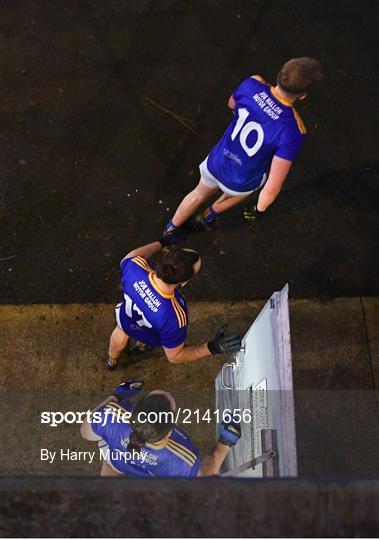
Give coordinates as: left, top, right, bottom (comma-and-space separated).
164, 219, 179, 234
202, 206, 218, 223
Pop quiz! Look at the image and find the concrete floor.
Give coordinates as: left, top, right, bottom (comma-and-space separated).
1, 297, 378, 477
1, 0, 378, 303
1, 477, 378, 538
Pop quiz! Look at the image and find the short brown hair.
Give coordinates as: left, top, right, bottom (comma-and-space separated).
277, 57, 323, 94
128, 394, 174, 452
156, 247, 200, 284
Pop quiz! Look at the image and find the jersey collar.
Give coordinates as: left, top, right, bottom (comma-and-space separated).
145, 439, 167, 449
148, 272, 174, 299
270, 86, 293, 107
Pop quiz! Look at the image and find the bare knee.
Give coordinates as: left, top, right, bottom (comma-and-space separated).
190, 182, 215, 204
186, 188, 204, 206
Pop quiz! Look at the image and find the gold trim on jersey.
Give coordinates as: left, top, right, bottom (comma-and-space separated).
171, 297, 187, 328
145, 439, 167, 449
268, 86, 307, 134
167, 438, 197, 463
102, 403, 131, 423
148, 272, 174, 299
270, 86, 293, 107
292, 108, 307, 134
166, 441, 196, 467
105, 401, 130, 415
132, 256, 153, 272
251, 74, 267, 84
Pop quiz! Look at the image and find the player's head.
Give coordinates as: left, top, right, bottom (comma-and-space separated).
156, 247, 201, 286
277, 57, 323, 98
128, 391, 175, 451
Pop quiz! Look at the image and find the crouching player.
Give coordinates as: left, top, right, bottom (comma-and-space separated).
81, 381, 241, 477
106, 239, 241, 369
162, 57, 323, 236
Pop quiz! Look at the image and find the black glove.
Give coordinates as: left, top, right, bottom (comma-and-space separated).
243, 204, 262, 221
208, 325, 241, 355
219, 417, 242, 447
159, 230, 187, 247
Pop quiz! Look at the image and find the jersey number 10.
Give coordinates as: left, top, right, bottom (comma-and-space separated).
231, 107, 264, 157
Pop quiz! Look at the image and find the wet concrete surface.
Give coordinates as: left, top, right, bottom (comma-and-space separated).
0, 477, 378, 538
0, 301, 259, 476
0, 0, 378, 303
363, 297, 379, 386
0, 299, 378, 477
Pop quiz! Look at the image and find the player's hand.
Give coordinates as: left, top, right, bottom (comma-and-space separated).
111, 381, 144, 401
243, 204, 262, 221
159, 231, 187, 247
207, 325, 241, 355
219, 416, 241, 447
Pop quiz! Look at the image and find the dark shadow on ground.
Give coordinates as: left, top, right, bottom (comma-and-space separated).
1, 162, 377, 302
0, 0, 378, 303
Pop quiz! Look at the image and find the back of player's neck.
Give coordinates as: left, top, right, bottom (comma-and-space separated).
274, 85, 297, 104
152, 274, 176, 295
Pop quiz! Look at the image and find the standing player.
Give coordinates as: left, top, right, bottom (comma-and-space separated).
162, 57, 323, 236
106, 239, 241, 369
81, 381, 241, 477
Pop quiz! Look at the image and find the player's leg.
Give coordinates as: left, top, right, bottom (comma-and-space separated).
194, 192, 250, 231
100, 461, 123, 477
162, 178, 218, 237
212, 192, 250, 213
129, 339, 154, 355
106, 326, 129, 370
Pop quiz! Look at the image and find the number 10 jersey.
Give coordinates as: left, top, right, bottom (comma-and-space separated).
117, 256, 188, 349
206, 75, 307, 193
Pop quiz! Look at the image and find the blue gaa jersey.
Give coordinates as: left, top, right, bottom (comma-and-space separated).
206, 75, 307, 192
91, 399, 201, 477
117, 256, 188, 348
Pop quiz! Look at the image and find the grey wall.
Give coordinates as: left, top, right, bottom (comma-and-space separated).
0, 477, 378, 537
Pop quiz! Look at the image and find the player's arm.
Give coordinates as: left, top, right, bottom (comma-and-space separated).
256, 156, 292, 212
121, 240, 163, 265
80, 395, 116, 441
228, 94, 236, 110
120, 230, 187, 265
229, 75, 255, 112
163, 341, 211, 364
163, 325, 241, 364
198, 442, 230, 476
81, 382, 143, 441
198, 418, 241, 476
